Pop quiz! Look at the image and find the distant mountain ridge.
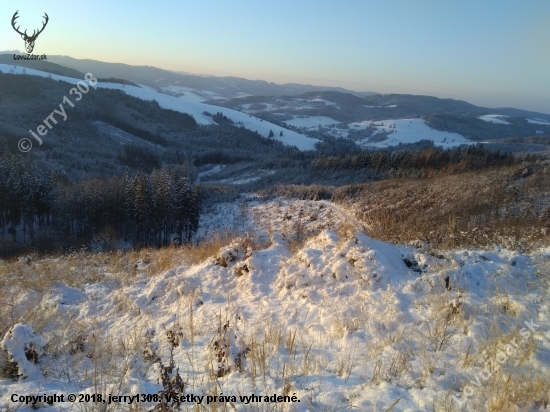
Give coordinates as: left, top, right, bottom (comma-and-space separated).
2, 51, 548, 146
2, 51, 547, 119
35, 54, 380, 99
0, 53, 86, 79
216, 90, 550, 123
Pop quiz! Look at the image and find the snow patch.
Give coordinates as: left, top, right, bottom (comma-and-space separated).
351, 118, 470, 148
1, 324, 46, 379
527, 118, 550, 125
478, 114, 511, 124
364, 105, 397, 108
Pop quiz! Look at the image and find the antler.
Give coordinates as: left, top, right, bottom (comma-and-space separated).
11, 11, 49, 40
11, 11, 27, 37
33, 13, 49, 38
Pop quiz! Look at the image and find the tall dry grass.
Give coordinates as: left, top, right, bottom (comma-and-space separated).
332, 162, 550, 249
0, 231, 256, 289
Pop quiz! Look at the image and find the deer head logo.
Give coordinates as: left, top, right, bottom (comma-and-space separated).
11, 11, 49, 54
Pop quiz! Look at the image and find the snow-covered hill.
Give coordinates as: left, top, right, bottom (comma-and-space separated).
1, 198, 548, 411
213, 94, 475, 149
0, 64, 320, 151
317, 117, 471, 148
351, 118, 471, 148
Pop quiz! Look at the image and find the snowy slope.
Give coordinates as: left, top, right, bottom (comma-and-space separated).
364, 104, 397, 108
479, 115, 550, 126
351, 118, 470, 148
527, 118, 550, 125
1, 199, 549, 411
478, 114, 511, 125
309, 98, 338, 107
0, 64, 320, 151
278, 114, 472, 149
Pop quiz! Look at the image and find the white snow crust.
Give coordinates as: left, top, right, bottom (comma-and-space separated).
1, 199, 548, 411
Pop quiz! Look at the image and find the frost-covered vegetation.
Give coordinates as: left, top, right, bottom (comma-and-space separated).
1, 60, 550, 411
1, 153, 549, 411
0, 197, 549, 411
0, 150, 201, 255
332, 160, 550, 249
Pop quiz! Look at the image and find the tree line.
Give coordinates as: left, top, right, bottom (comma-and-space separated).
0, 141, 201, 251
311, 144, 514, 176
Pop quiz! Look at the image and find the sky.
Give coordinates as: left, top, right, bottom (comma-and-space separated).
1, 0, 549, 113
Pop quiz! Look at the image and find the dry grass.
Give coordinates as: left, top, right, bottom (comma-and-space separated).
449, 326, 550, 411
0, 231, 257, 292
0, 232, 255, 341
332, 162, 550, 249
1, 174, 549, 410
0, 236, 547, 411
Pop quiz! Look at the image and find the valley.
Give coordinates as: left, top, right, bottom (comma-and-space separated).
0, 47, 549, 411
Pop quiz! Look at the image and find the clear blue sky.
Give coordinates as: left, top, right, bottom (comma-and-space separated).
1, 0, 549, 113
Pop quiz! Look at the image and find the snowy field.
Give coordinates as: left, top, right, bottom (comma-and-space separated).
0, 65, 320, 151
289, 98, 339, 108
479, 115, 550, 126
1, 198, 549, 411
364, 105, 397, 108
351, 118, 471, 149
309, 99, 339, 107
282, 115, 472, 150
478, 115, 511, 125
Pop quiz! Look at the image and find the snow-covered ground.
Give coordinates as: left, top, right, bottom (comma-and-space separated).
0, 64, 320, 151
364, 105, 397, 108
309, 99, 339, 107
527, 118, 550, 125
478, 115, 511, 125
1, 198, 549, 411
352, 118, 470, 149
196, 198, 355, 244
478, 115, 550, 127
